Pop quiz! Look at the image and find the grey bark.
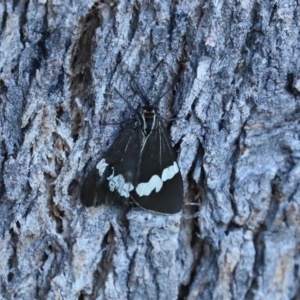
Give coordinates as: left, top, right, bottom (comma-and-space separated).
0, 0, 299, 299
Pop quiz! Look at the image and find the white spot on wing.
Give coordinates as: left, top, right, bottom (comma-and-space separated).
135, 161, 179, 197
96, 159, 134, 198
161, 162, 179, 181
97, 159, 179, 199
96, 158, 109, 176
107, 172, 134, 198
136, 175, 163, 197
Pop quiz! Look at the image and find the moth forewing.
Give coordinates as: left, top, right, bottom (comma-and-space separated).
81, 124, 142, 207
131, 122, 183, 214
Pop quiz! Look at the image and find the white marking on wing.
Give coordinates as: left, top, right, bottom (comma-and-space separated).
120, 182, 134, 197
96, 158, 109, 176
161, 162, 179, 181
107, 172, 134, 198
135, 175, 163, 196
135, 162, 179, 197
96, 158, 134, 198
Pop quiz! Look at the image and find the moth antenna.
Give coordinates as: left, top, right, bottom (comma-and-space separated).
160, 116, 183, 122
99, 119, 132, 126
128, 73, 151, 105
114, 88, 139, 117
153, 84, 173, 106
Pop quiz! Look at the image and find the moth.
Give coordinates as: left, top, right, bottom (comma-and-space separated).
80, 81, 183, 214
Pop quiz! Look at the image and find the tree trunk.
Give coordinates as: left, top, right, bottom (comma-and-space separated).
1, 0, 299, 299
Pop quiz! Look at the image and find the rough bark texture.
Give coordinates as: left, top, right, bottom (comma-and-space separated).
0, 0, 299, 299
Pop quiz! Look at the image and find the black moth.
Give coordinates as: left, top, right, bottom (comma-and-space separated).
81, 81, 183, 214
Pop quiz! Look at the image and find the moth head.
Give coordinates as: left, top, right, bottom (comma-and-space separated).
143, 103, 158, 112
141, 105, 159, 134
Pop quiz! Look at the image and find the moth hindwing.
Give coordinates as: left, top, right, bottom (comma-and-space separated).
81, 85, 183, 214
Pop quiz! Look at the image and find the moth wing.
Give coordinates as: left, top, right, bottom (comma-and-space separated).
80, 167, 109, 207
131, 124, 183, 214
81, 124, 142, 207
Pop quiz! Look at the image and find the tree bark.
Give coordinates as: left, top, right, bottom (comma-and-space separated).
0, 0, 299, 299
